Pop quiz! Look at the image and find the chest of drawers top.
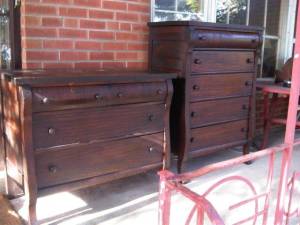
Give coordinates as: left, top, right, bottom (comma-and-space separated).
148, 21, 263, 49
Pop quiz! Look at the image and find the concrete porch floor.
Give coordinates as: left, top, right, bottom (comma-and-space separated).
1, 130, 300, 225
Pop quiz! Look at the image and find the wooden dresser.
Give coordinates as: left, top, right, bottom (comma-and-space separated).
0, 70, 175, 225
148, 21, 263, 172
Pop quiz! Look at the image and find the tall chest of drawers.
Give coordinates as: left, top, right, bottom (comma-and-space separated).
0, 70, 175, 225
148, 21, 263, 172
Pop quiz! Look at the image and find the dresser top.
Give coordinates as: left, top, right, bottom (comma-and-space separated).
2, 70, 177, 87
148, 21, 263, 33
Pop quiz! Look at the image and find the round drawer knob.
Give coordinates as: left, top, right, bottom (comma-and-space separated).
41, 97, 48, 104
148, 114, 155, 121
190, 137, 195, 143
148, 146, 154, 152
194, 59, 202, 65
157, 89, 163, 95
245, 81, 251, 86
48, 128, 56, 135
246, 58, 254, 64
191, 112, 197, 117
193, 85, 200, 91
251, 39, 257, 43
117, 92, 123, 98
198, 35, 207, 41
48, 165, 57, 173
242, 104, 248, 110
241, 128, 246, 132
95, 94, 103, 100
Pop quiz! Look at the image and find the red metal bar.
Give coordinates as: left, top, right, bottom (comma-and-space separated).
274, 0, 300, 223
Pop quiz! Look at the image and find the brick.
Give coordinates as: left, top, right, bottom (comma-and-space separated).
43, 62, 74, 69
22, 39, 43, 49
75, 62, 101, 69
26, 51, 59, 60
89, 31, 114, 40
59, 29, 87, 38
106, 22, 119, 30
132, 24, 148, 32
22, 62, 42, 69
75, 41, 101, 50
24, 28, 57, 37
116, 12, 139, 22
89, 10, 114, 20
102, 42, 127, 50
73, 0, 101, 7
80, 20, 106, 29
116, 52, 138, 60
127, 61, 147, 70
128, 3, 150, 13
43, 40, 73, 49
24, 4, 57, 15
116, 32, 138, 41
42, 0, 73, 4
120, 23, 131, 31
60, 51, 89, 61
63, 18, 78, 28
24, 16, 41, 26
90, 52, 114, 60
59, 7, 87, 18
42, 17, 63, 27
102, 1, 127, 10
102, 61, 126, 69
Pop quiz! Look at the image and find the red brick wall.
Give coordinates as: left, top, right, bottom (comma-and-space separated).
21, 0, 150, 70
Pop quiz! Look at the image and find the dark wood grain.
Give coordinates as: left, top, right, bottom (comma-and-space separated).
190, 97, 250, 127
32, 82, 167, 112
190, 73, 253, 101
191, 51, 255, 74
36, 133, 164, 188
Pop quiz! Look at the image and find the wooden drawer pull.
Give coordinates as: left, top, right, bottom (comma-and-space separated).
251, 39, 257, 43
48, 165, 57, 174
194, 59, 202, 65
148, 146, 154, 152
190, 137, 195, 143
246, 58, 254, 64
242, 104, 248, 110
148, 114, 155, 121
117, 92, 123, 98
48, 128, 56, 135
241, 128, 246, 132
191, 111, 197, 117
41, 97, 49, 104
198, 35, 207, 41
245, 81, 252, 86
94, 94, 103, 100
157, 89, 163, 95
193, 85, 200, 91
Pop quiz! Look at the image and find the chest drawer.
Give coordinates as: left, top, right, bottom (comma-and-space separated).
32, 82, 167, 112
191, 30, 260, 49
33, 103, 165, 149
190, 120, 248, 152
191, 51, 255, 74
190, 73, 253, 101
36, 133, 164, 188
190, 97, 250, 127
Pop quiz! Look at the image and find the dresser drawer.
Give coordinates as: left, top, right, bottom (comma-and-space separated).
191, 51, 255, 74
32, 82, 167, 112
190, 97, 250, 127
33, 103, 165, 149
36, 133, 164, 188
190, 120, 248, 151
191, 30, 260, 49
190, 73, 253, 101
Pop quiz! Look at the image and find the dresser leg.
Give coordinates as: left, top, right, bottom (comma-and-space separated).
26, 200, 37, 225
243, 143, 252, 165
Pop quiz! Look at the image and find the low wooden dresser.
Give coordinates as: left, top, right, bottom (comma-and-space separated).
148, 21, 263, 172
0, 70, 175, 224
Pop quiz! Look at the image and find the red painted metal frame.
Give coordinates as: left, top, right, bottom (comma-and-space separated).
158, 1, 300, 224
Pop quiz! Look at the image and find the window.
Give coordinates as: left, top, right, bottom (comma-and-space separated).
152, 0, 205, 21
152, 0, 297, 78
0, 0, 21, 70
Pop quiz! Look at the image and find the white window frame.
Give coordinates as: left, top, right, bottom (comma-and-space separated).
151, 0, 297, 77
